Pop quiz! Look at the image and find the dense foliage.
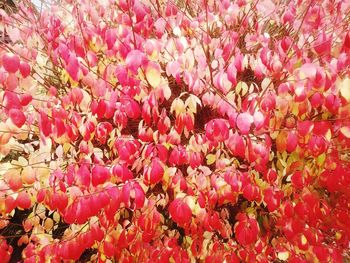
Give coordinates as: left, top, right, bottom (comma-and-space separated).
0, 0, 350, 261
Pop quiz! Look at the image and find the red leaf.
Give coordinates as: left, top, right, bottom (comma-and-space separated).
52, 192, 68, 212
19, 94, 32, 106
226, 132, 245, 158
39, 111, 52, 137
16, 192, 31, 209
234, 213, 259, 246
9, 109, 26, 128
292, 171, 304, 189
144, 158, 164, 185
342, 32, 350, 52
286, 131, 298, 152
310, 92, 323, 108
112, 164, 133, 182
265, 169, 277, 183
19, 62, 31, 78
132, 182, 145, 209
3, 91, 21, 110
122, 97, 141, 119
77, 165, 91, 187
205, 119, 229, 142
169, 198, 192, 226
313, 32, 331, 55
91, 165, 110, 187
297, 120, 313, 137
260, 94, 276, 112
169, 145, 188, 166
2, 53, 20, 73
96, 122, 113, 144
54, 118, 66, 138
157, 114, 171, 134
264, 187, 283, 212
5, 196, 16, 213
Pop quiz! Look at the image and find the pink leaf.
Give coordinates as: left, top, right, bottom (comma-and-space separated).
236, 112, 254, 135
66, 55, 80, 81
5, 74, 18, 91
166, 61, 181, 77
105, 29, 117, 49
126, 50, 144, 72
313, 32, 331, 55
227, 62, 237, 85
253, 111, 265, 130
300, 63, 316, 80
134, 1, 147, 22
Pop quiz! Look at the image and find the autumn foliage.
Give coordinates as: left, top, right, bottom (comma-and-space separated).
0, 0, 350, 261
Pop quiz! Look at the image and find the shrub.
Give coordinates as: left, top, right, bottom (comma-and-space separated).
0, 0, 350, 261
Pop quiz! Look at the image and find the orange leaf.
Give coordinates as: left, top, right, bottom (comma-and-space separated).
276, 131, 288, 152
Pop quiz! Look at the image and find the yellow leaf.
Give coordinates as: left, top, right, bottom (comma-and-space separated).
301, 234, 307, 245
241, 82, 249, 96
162, 84, 171, 100
340, 126, 350, 138
44, 218, 54, 231
21, 166, 35, 185
162, 168, 170, 191
185, 96, 197, 114
206, 154, 216, 165
339, 77, 350, 102
325, 129, 332, 141
317, 153, 326, 166
146, 63, 161, 88
63, 143, 71, 154
79, 89, 92, 112
170, 98, 185, 116
335, 232, 342, 240
277, 251, 289, 261
53, 212, 60, 223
